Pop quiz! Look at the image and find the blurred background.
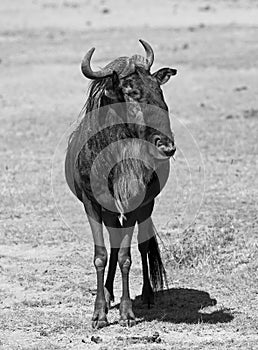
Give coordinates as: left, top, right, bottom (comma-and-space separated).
0, 1, 258, 349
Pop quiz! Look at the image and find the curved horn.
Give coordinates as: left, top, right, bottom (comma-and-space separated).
81, 48, 113, 79
139, 39, 154, 69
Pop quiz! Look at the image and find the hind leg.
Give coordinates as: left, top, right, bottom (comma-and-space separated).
104, 247, 119, 309
137, 201, 155, 307
138, 218, 155, 307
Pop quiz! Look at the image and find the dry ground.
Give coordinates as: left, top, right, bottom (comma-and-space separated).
0, 0, 258, 349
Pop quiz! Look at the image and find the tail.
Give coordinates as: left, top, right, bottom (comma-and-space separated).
148, 225, 168, 291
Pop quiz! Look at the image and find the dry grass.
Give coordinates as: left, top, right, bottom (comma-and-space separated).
1, 0, 258, 349
163, 219, 257, 269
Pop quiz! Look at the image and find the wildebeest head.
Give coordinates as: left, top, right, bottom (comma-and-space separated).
81, 40, 177, 160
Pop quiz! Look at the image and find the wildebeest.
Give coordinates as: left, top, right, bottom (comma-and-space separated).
65, 40, 177, 328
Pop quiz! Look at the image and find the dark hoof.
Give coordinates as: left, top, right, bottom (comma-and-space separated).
92, 318, 109, 329
92, 310, 108, 329
119, 318, 136, 327
119, 299, 136, 327
92, 299, 109, 329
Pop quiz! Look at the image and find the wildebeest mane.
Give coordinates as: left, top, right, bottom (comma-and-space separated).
85, 77, 111, 114
68, 76, 112, 146
68, 73, 155, 217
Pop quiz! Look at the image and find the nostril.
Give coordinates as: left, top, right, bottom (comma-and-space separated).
153, 136, 162, 147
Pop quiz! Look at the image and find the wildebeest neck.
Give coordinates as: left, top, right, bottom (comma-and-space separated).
77, 122, 154, 214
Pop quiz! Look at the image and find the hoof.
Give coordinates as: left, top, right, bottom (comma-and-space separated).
92, 299, 109, 329
119, 299, 136, 327
92, 310, 108, 329
119, 318, 136, 327
92, 318, 109, 329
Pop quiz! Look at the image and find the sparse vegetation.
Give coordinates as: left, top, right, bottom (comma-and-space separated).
0, 0, 258, 349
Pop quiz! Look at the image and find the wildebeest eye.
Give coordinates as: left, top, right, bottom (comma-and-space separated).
129, 89, 141, 99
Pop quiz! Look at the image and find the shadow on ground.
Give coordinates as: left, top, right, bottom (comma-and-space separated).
135, 288, 233, 324
113, 288, 233, 324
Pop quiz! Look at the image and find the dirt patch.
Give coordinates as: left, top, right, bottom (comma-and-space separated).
0, 0, 258, 349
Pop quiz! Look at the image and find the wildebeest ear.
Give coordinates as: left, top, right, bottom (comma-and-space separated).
152, 68, 177, 85
104, 71, 121, 99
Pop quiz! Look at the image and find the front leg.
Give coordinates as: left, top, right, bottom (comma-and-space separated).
92, 244, 108, 329
103, 212, 136, 326
118, 247, 136, 326
117, 223, 136, 327
83, 194, 109, 329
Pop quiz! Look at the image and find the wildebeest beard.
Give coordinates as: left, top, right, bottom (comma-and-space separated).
77, 121, 155, 216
